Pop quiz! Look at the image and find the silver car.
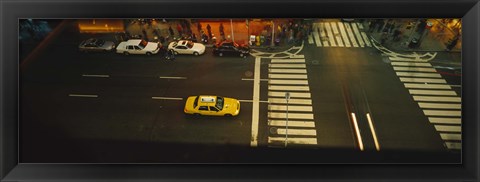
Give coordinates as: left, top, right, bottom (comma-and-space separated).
78, 38, 116, 53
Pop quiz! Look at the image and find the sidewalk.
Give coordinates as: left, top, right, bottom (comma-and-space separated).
363, 19, 461, 63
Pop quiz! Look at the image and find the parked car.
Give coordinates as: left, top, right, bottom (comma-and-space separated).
78, 38, 115, 53
116, 39, 160, 56
213, 41, 250, 58
184, 95, 240, 117
167, 40, 205, 56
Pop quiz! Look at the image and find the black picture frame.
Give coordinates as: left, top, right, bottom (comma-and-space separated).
1, 0, 479, 181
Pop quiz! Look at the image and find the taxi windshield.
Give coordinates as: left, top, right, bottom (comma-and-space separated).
216, 96, 224, 110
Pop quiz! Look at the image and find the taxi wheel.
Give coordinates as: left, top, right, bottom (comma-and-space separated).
194, 113, 201, 116
146, 52, 152, 56
193, 52, 199, 56
123, 52, 129, 56
224, 114, 232, 117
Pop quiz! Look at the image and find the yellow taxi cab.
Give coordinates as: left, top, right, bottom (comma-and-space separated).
184, 95, 240, 116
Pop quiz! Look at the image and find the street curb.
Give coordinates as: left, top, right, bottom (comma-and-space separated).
369, 33, 461, 53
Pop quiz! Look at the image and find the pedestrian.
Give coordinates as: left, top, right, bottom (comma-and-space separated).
219, 23, 224, 36
206, 24, 212, 40
168, 26, 174, 37
197, 22, 202, 33
192, 33, 197, 42
392, 29, 401, 41
446, 36, 459, 51
380, 32, 388, 44
176, 24, 183, 36
165, 49, 175, 61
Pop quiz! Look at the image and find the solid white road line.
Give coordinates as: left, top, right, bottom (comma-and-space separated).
238, 100, 269, 103
391, 62, 432, 67
290, 55, 305, 58
277, 128, 317, 136
308, 34, 314, 44
413, 96, 461, 102
151, 97, 183, 100
440, 133, 462, 141
330, 22, 344, 47
251, 57, 261, 147
424, 110, 462, 117
82, 74, 109, 78
366, 113, 380, 151
269, 79, 309, 85
324, 22, 337, 47
393, 67, 437, 72
269, 85, 310, 91
271, 59, 305, 63
418, 102, 461, 109
445, 142, 462, 149
159, 76, 187, 79
269, 64, 306, 68
69, 94, 98, 98
404, 83, 451, 89
269, 69, 307, 73
268, 137, 317, 145
396, 72, 442, 78
409, 89, 457, 96
241, 78, 268, 81
351, 22, 365, 47
313, 23, 322, 47
429, 117, 461, 124
269, 91, 311, 98
269, 112, 314, 120
268, 120, 315, 127
269, 74, 308, 79
400, 77, 447, 83
337, 22, 351, 47
434, 125, 462, 132
268, 105, 313, 112
361, 32, 371, 47
351, 113, 364, 151
344, 22, 359, 47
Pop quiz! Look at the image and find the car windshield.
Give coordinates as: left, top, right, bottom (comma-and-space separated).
138, 40, 148, 49
216, 96, 224, 110
96, 39, 105, 46
193, 96, 199, 108
186, 41, 194, 49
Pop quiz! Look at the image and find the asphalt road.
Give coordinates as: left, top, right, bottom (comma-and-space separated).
20, 21, 460, 163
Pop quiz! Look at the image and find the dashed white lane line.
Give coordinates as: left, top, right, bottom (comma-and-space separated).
366, 113, 380, 151
268, 98, 312, 105
268, 91, 311, 98
250, 57, 261, 147
269, 85, 310, 91
269, 69, 307, 73
268, 105, 313, 112
424, 110, 462, 117
393, 67, 437, 72
429, 117, 461, 124
238, 100, 269, 103
159, 76, 187, 79
268, 137, 317, 145
400, 77, 447, 83
269, 74, 308, 79
269, 80, 309, 85
413, 96, 461, 102
152, 97, 183, 100
396, 72, 442, 78
409, 89, 457, 96
434, 125, 462, 132
418, 102, 462, 109
404, 83, 452, 89
268, 120, 315, 127
269, 112, 314, 120
82, 74, 109, 78
277, 128, 317, 136
69, 94, 98, 98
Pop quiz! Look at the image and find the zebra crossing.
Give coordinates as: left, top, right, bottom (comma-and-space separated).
310, 22, 371, 48
267, 57, 318, 147
378, 48, 462, 151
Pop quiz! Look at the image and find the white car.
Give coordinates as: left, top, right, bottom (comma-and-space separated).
116, 39, 160, 56
168, 40, 205, 56
78, 38, 116, 53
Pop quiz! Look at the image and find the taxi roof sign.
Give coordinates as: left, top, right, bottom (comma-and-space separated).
201, 97, 216, 103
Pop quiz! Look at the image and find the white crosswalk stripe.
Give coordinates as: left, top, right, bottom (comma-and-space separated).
313, 23, 322, 47
330, 22, 344, 47
356, 22, 364, 29
324, 22, 337, 47
391, 62, 432, 67
445, 142, 462, 149
424, 110, 461, 117
429, 117, 461, 124
361, 32, 371, 47
344, 22, 359, 47
267, 57, 318, 147
351, 22, 365, 47
400, 77, 447, 83
434, 125, 462, 132
393, 67, 437, 72
440, 133, 461, 141
404, 83, 451, 89
418, 102, 461, 109
409, 89, 457, 96
318, 23, 330, 46
337, 22, 351, 47
308, 34, 314, 44
396, 72, 442, 78
413, 96, 461, 102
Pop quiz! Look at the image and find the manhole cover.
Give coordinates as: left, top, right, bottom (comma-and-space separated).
311, 60, 320, 65
269, 127, 278, 134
